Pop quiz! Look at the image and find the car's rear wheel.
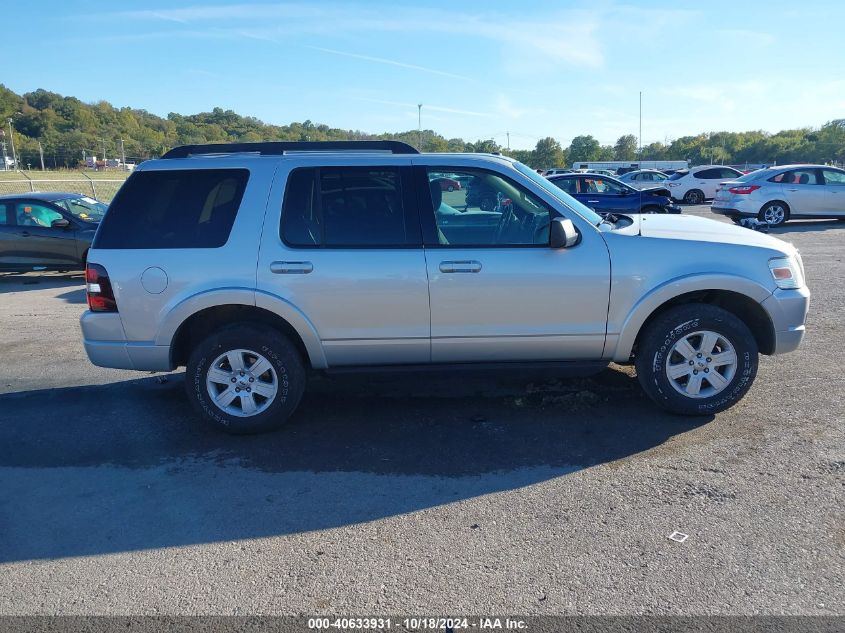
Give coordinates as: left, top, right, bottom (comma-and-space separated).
683, 189, 704, 205
447, 185, 455, 192
186, 324, 306, 434
635, 304, 758, 416
759, 201, 789, 227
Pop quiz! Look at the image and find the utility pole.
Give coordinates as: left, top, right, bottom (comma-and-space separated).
8, 119, 17, 170
417, 103, 422, 150
100, 138, 107, 163
506, 131, 510, 151
120, 138, 126, 168
1, 140, 7, 171
638, 91, 642, 160
38, 141, 45, 170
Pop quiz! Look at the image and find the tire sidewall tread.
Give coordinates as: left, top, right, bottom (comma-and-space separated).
635, 304, 758, 416
186, 324, 305, 434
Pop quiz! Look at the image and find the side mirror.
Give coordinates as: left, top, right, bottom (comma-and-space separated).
550, 217, 580, 249
51, 218, 71, 229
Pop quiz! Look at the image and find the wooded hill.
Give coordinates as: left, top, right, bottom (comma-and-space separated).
1, 85, 843, 169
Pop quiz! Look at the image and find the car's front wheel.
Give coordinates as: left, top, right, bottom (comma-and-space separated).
186, 324, 306, 434
635, 304, 758, 416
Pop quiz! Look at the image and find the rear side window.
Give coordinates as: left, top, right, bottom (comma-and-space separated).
94, 169, 248, 249
0, 203, 9, 225
281, 167, 417, 247
668, 170, 688, 180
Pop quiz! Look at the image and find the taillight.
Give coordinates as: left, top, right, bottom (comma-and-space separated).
86, 263, 118, 312
727, 185, 761, 195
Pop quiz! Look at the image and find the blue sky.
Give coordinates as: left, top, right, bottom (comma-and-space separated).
5, 1, 845, 149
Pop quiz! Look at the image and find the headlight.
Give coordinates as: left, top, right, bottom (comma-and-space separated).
768, 256, 805, 289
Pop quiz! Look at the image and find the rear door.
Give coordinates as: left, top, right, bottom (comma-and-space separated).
781, 168, 825, 216
257, 163, 431, 366
10, 200, 79, 267
820, 168, 845, 216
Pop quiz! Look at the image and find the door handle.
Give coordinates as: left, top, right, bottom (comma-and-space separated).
787, 188, 798, 192
270, 261, 313, 274
587, 200, 600, 203
439, 260, 482, 273
19, 231, 30, 237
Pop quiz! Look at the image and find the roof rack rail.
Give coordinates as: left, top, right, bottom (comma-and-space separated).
161, 140, 419, 159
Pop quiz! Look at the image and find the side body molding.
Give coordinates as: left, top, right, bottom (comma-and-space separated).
610, 273, 774, 362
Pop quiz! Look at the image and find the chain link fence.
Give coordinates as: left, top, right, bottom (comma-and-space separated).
0, 171, 128, 202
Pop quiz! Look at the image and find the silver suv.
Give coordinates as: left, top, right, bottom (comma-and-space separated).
80, 141, 809, 434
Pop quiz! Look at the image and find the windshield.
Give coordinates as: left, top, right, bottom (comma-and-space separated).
513, 161, 604, 225
668, 170, 689, 181
57, 196, 108, 222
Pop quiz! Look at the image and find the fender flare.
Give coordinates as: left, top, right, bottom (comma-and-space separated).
611, 273, 774, 362
156, 287, 328, 369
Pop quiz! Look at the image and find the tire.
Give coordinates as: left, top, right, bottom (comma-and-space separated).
758, 201, 789, 227
635, 304, 758, 416
480, 197, 494, 211
186, 324, 306, 434
731, 216, 743, 225
447, 185, 454, 192
683, 189, 704, 205
641, 205, 662, 214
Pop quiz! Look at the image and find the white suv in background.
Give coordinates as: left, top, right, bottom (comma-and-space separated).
666, 165, 744, 204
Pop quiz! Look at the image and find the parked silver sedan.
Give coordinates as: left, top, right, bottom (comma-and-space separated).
617, 169, 670, 190
712, 164, 845, 227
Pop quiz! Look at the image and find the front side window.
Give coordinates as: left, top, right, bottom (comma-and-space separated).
95, 169, 248, 249
281, 167, 412, 247
423, 167, 551, 246
551, 177, 578, 194
822, 169, 845, 185
581, 177, 625, 194
15, 202, 63, 228
0, 204, 9, 225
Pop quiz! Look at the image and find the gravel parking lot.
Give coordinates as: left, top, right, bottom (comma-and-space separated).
0, 206, 842, 615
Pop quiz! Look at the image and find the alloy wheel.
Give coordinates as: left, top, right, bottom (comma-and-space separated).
665, 330, 738, 399
205, 348, 278, 417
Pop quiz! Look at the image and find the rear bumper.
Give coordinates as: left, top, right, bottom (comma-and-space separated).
80, 311, 172, 371
711, 205, 756, 218
761, 286, 811, 355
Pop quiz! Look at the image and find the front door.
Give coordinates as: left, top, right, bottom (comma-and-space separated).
416, 165, 610, 363
258, 164, 431, 366
9, 200, 79, 267
821, 168, 845, 216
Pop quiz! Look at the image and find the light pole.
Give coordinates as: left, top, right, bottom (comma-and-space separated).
417, 103, 422, 150
638, 91, 642, 160
8, 118, 17, 170
120, 138, 127, 168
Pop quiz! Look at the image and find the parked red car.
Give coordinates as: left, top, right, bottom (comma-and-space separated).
433, 177, 461, 192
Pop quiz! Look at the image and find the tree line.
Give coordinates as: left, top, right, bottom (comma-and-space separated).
1, 85, 843, 170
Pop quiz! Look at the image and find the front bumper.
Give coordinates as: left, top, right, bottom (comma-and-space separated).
761, 286, 811, 355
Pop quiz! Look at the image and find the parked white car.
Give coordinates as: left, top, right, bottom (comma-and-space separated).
712, 164, 845, 226
665, 165, 744, 204
617, 169, 670, 190
543, 168, 572, 177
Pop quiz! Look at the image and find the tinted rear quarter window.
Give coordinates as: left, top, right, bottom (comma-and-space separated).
94, 169, 249, 249
668, 170, 688, 181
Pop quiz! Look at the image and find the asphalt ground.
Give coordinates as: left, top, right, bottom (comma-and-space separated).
0, 205, 842, 615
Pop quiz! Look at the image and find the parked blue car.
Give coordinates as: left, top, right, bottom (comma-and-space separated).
548, 173, 681, 215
